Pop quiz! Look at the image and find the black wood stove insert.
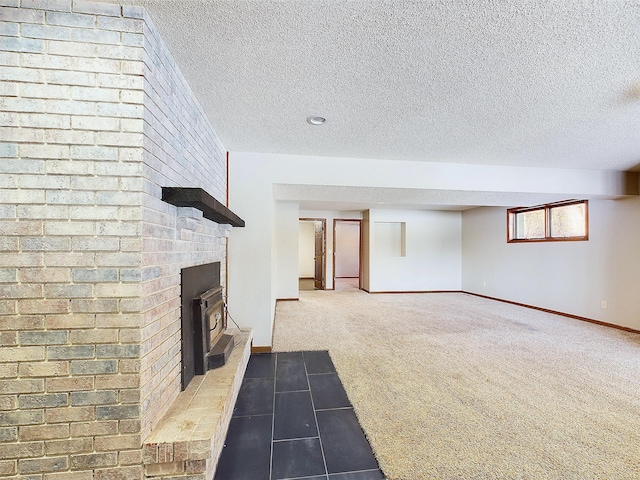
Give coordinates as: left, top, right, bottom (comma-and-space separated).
180, 262, 234, 390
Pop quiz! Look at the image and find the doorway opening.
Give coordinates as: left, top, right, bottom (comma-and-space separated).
333, 219, 362, 291
299, 218, 326, 291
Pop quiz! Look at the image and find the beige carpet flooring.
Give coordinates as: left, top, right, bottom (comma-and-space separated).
273, 287, 640, 480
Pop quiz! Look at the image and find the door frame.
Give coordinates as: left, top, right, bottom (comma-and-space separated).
299, 217, 326, 290
332, 219, 363, 290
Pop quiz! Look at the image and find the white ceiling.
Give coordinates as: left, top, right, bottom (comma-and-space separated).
112, 0, 640, 171
110, 1, 640, 211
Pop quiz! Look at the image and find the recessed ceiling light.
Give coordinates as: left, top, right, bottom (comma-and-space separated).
307, 115, 326, 125
627, 82, 640, 100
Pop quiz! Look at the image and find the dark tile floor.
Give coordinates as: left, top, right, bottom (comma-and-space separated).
214, 351, 385, 480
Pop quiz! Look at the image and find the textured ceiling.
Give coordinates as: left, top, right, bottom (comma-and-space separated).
110, 0, 640, 172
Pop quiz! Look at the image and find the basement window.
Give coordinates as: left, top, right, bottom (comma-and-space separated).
507, 200, 588, 242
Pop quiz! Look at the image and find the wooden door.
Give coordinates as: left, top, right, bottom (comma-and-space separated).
314, 221, 324, 289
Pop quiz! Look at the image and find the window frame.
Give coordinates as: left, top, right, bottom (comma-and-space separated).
507, 199, 589, 243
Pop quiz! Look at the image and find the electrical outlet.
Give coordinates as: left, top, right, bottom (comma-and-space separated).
601, 300, 608, 309
482, 281, 486, 288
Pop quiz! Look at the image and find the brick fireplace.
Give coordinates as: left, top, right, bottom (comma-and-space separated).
0, 2, 247, 478
181, 261, 232, 389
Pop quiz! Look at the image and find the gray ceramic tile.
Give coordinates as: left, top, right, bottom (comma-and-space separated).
233, 377, 274, 417
316, 409, 379, 474
217, 352, 383, 480
272, 438, 326, 479
309, 373, 351, 410
276, 351, 309, 392
244, 353, 276, 378
329, 470, 385, 480
304, 350, 336, 374
214, 415, 272, 480
274, 390, 318, 440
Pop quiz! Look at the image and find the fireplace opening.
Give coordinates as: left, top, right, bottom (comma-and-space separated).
181, 262, 235, 390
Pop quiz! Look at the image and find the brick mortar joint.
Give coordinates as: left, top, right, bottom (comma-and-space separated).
5, 1, 148, 21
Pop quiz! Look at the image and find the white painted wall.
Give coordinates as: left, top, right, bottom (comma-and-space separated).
461, 197, 640, 331
298, 221, 316, 278
275, 202, 300, 299
367, 209, 462, 292
228, 159, 275, 346
229, 152, 636, 346
373, 222, 405, 258
335, 221, 360, 277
